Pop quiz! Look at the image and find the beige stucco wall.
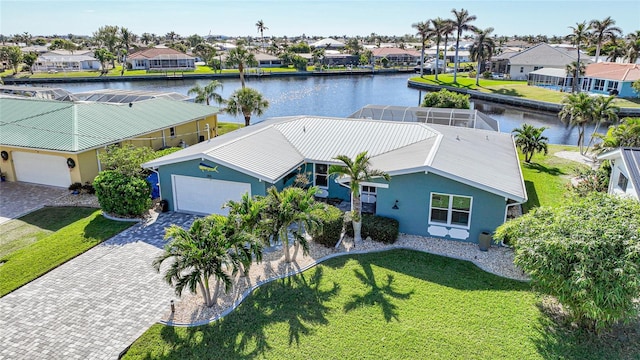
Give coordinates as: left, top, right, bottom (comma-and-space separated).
0, 146, 83, 184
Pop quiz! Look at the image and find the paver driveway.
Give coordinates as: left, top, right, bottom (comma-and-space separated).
0, 212, 197, 360
0, 182, 68, 224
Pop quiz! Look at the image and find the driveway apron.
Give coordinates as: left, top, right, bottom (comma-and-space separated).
0, 212, 197, 360
0, 182, 68, 224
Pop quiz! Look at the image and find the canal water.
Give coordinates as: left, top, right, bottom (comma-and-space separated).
54, 73, 594, 145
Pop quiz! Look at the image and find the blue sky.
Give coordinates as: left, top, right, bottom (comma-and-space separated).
1, 0, 638, 38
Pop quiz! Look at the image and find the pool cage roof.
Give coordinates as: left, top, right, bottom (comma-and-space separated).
348, 105, 500, 132
0, 85, 77, 101
73, 89, 188, 104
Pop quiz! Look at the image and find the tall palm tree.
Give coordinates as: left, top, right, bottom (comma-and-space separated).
225, 87, 269, 126
586, 95, 619, 152
566, 21, 591, 93
559, 92, 596, 155
140, 32, 152, 46
256, 19, 268, 51
589, 17, 622, 63
263, 186, 322, 262
512, 124, 549, 163
153, 217, 238, 308
625, 30, 640, 64
328, 151, 390, 245
411, 20, 432, 77
225, 44, 258, 88
429, 17, 448, 80
469, 27, 495, 86
188, 80, 224, 106
605, 35, 627, 62
450, 8, 478, 83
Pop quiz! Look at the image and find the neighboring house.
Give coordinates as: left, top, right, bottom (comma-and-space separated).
33, 50, 101, 72
527, 67, 573, 92
490, 43, 591, 80
143, 115, 526, 243
581, 63, 640, 98
310, 38, 345, 49
0, 98, 218, 187
127, 48, 196, 71
371, 47, 420, 65
254, 52, 283, 68
597, 147, 640, 201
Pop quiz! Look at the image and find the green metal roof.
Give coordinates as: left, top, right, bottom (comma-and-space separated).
0, 97, 219, 153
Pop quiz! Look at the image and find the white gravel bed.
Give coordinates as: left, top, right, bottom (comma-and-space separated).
161, 233, 528, 326
46, 193, 101, 208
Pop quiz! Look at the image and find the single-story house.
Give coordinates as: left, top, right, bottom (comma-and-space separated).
33, 50, 101, 72
253, 52, 283, 68
490, 43, 591, 81
127, 48, 196, 71
581, 63, 640, 98
371, 47, 420, 65
597, 147, 640, 201
143, 115, 526, 243
0, 97, 218, 187
310, 38, 345, 49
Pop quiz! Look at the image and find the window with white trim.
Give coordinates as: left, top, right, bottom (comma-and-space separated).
618, 173, 628, 192
606, 81, 618, 92
429, 193, 472, 228
594, 79, 605, 91
314, 164, 328, 188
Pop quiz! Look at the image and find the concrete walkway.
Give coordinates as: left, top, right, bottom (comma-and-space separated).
0, 212, 197, 360
0, 182, 68, 224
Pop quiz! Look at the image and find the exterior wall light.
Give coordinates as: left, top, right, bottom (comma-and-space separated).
392, 200, 399, 210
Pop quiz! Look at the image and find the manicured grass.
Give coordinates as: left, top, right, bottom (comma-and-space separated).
216, 122, 243, 135
411, 74, 640, 108
519, 145, 588, 212
0, 208, 133, 296
122, 249, 637, 360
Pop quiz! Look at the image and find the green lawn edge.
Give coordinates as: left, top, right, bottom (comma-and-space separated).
123, 249, 637, 360
0, 209, 133, 296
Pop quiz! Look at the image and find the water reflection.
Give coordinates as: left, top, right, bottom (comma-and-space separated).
50, 74, 589, 145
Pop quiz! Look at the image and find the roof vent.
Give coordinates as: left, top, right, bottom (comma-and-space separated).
456, 135, 460, 141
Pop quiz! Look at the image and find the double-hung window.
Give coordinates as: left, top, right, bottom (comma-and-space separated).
314, 164, 328, 188
618, 173, 628, 192
594, 79, 605, 91
429, 193, 472, 228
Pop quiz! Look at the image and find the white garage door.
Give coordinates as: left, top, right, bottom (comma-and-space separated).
12, 152, 71, 187
172, 175, 251, 215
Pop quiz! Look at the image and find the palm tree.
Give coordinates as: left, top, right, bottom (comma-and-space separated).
565, 60, 586, 92
585, 95, 619, 152
450, 8, 478, 83
256, 20, 268, 51
625, 30, 640, 64
605, 35, 627, 62
263, 186, 322, 262
430, 17, 448, 80
596, 118, 640, 151
469, 27, 495, 86
328, 151, 390, 245
140, 32, 152, 46
589, 17, 622, 63
411, 20, 432, 77
566, 21, 590, 93
225, 44, 258, 88
225, 87, 269, 126
188, 80, 224, 106
153, 217, 238, 308
559, 92, 596, 154
512, 124, 549, 163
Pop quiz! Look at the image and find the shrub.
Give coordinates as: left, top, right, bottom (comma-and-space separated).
309, 204, 344, 248
482, 70, 492, 79
68, 182, 83, 192
81, 182, 96, 195
93, 170, 152, 217
421, 89, 470, 109
494, 192, 640, 332
345, 214, 399, 244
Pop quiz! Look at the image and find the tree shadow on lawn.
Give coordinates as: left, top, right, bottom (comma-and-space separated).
486, 88, 523, 97
524, 162, 565, 176
532, 302, 640, 360
523, 180, 540, 211
151, 266, 340, 359
13, 207, 96, 232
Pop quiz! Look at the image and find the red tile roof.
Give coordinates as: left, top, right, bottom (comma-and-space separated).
585, 62, 640, 81
129, 47, 194, 60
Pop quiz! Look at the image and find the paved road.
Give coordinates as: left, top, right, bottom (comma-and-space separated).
0, 212, 197, 360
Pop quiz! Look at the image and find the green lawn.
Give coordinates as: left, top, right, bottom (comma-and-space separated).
216, 122, 243, 135
519, 145, 588, 212
0, 207, 133, 296
410, 74, 640, 108
123, 250, 637, 359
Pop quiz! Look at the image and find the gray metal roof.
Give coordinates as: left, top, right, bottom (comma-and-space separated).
73, 89, 187, 103
0, 85, 77, 101
0, 97, 218, 152
144, 115, 526, 201
529, 67, 569, 77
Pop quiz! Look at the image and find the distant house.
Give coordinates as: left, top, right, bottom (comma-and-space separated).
253, 52, 283, 68
371, 47, 420, 65
490, 43, 591, 81
143, 114, 526, 243
310, 38, 345, 49
127, 48, 196, 71
33, 50, 101, 72
0, 97, 218, 187
581, 63, 640, 98
597, 148, 640, 201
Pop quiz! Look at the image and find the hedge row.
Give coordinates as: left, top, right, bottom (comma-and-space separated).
345, 214, 399, 244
